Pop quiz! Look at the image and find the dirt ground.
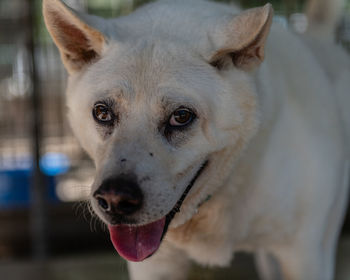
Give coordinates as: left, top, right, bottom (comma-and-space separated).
0, 237, 349, 280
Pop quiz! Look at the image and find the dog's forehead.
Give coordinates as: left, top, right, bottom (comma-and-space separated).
81, 39, 219, 104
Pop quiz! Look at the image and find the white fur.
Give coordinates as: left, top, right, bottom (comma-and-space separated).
43, 0, 350, 279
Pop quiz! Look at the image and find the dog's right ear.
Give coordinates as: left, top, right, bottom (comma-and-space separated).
43, 0, 106, 74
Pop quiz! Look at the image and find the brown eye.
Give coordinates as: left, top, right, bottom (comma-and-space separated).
169, 108, 195, 127
93, 103, 114, 124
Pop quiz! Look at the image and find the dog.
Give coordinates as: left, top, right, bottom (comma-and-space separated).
43, 0, 350, 279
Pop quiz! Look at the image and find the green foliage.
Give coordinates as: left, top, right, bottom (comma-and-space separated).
133, 0, 156, 9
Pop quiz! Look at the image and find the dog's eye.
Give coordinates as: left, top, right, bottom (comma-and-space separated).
169, 108, 195, 127
93, 103, 114, 124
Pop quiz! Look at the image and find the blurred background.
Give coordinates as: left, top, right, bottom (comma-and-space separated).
0, 0, 349, 279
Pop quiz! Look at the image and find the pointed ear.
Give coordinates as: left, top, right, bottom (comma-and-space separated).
43, 0, 106, 74
209, 4, 273, 71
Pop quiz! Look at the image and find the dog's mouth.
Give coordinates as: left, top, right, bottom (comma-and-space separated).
107, 160, 209, 262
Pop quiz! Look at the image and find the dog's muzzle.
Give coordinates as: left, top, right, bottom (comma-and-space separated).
93, 160, 209, 262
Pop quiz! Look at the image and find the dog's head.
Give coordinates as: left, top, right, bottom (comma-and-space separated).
43, 0, 272, 262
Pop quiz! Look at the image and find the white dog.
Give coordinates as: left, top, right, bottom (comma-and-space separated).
43, 0, 350, 279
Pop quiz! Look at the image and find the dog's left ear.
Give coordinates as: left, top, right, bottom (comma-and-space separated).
43, 0, 106, 74
209, 4, 273, 71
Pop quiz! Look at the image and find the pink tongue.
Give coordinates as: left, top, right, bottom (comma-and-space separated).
108, 217, 166, 262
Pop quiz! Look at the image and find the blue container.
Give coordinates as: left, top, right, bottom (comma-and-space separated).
0, 154, 66, 209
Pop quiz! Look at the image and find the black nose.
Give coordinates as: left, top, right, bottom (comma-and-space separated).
93, 175, 143, 216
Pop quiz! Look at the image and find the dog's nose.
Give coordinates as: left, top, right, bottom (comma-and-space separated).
93, 175, 143, 216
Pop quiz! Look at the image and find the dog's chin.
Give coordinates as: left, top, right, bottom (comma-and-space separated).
107, 160, 209, 262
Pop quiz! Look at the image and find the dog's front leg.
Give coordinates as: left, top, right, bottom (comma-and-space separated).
271, 241, 336, 280
255, 250, 282, 280
127, 241, 190, 280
